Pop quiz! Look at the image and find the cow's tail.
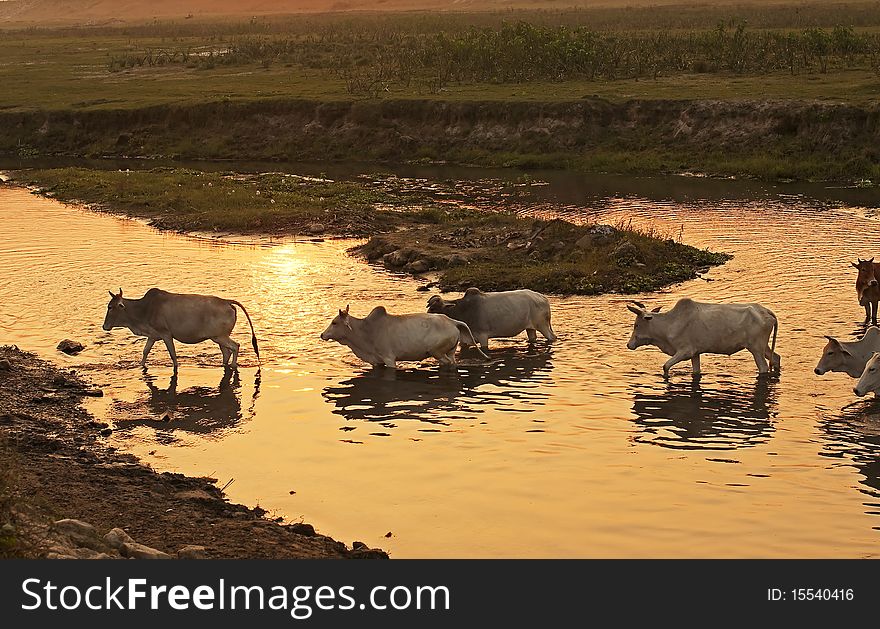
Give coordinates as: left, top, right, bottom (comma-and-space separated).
454, 321, 489, 360
230, 300, 261, 365
770, 313, 779, 372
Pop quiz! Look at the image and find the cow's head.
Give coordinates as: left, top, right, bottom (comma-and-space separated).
854, 352, 880, 397
815, 335, 854, 376
426, 295, 447, 314
102, 288, 126, 331
853, 258, 878, 287
626, 301, 662, 350
320, 305, 351, 342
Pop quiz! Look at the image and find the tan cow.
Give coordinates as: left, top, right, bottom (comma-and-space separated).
102, 288, 259, 371
320, 305, 486, 368
626, 298, 780, 377
815, 326, 880, 378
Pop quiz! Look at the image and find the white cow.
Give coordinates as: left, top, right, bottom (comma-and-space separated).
102, 288, 259, 371
626, 298, 780, 376
426, 287, 557, 351
853, 352, 880, 397
320, 305, 486, 368
815, 326, 880, 378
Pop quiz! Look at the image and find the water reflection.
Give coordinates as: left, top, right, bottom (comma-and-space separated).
111, 369, 260, 437
322, 348, 553, 428
820, 402, 880, 504
630, 376, 779, 450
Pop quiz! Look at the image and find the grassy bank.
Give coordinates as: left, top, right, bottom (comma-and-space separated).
11, 167, 430, 234
0, 5, 879, 183
10, 167, 730, 296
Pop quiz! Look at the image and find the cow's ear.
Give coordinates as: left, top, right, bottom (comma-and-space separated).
823, 335, 839, 344
853, 262, 860, 268
651, 306, 662, 313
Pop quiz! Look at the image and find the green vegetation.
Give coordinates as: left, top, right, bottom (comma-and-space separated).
357, 215, 729, 296
12, 167, 433, 234
0, 3, 878, 183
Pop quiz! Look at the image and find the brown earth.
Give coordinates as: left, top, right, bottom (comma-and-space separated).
3, 98, 878, 182
0, 345, 387, 559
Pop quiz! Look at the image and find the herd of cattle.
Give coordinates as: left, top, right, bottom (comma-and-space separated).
100, 258, 880, 399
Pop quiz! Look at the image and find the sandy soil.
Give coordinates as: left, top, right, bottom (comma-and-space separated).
0, 345, 387, 559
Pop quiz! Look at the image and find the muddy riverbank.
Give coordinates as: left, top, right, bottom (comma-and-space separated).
7, 168, 730, 295
0, 346, 387, 559
2, 98, 879, 183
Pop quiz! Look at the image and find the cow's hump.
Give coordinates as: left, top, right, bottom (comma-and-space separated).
367, 305, 388, 320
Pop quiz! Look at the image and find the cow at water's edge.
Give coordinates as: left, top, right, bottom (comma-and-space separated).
102, 288, 259, 371
626, 298, 779, 377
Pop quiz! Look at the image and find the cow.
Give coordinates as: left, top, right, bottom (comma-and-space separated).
814, 326, 880, 378
426, 287, 557, 351
853, 352, 880, 397
320, 304, 486, 368
625, 298, 780, 377
102, 288, 259, 371
852, 257, 880, 325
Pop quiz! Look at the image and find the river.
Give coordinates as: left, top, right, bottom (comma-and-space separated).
1, 167, 879, 558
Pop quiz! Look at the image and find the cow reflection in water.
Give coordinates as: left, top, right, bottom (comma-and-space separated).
322, 348, 553, 426
819, 401, 880, 503
630, 376, 779, 450
112, 369, 260, 437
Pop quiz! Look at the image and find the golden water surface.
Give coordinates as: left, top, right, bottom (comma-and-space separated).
1, 175, 879, 558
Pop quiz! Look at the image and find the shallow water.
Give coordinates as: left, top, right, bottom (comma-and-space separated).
2, 171, 880, 558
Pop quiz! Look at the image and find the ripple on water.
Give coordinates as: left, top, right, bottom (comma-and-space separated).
2, 179, 880, 558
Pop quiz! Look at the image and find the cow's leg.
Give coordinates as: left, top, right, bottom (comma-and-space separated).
691, 354, 701, 375
526, 328, 538, 343
662, 351, 692, 378
162, 337, 179, 371
230, 340, 240, 368
141, 337, 157, 366
214, 335, 239, 369
436, 350, 456, 367
217, 342, 230, 367
872, 300, 878, 326
749, 346, 770, 373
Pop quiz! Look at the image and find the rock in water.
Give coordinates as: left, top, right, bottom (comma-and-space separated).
57, 339, 85, 355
